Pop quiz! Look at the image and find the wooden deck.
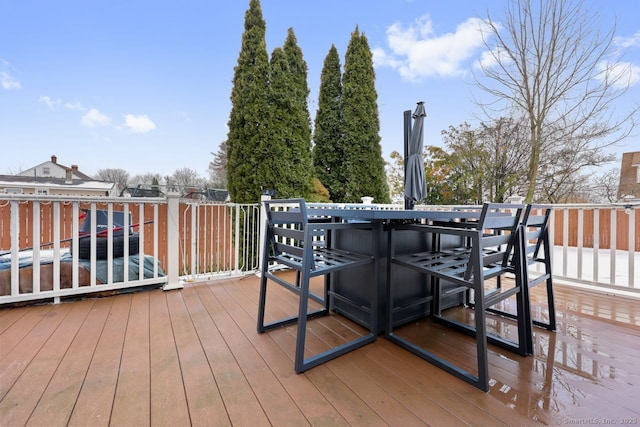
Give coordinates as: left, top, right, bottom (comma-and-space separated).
1, 273, 639, 426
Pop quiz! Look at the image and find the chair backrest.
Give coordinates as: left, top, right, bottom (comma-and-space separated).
521, 204, 552, 263
465, 203, 524, 280
263, 199, 325, 270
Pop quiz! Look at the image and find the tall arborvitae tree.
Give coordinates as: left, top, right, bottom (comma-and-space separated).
342, 27, 390, 203
313, 45, 346, 202
226, 0, 270, 203
282, 28, 312, 198
263, 47, 296, 196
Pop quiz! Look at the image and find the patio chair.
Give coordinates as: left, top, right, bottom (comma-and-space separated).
486, 204, 556, 352
386, 203, 529, 391
257, 199, 379, 373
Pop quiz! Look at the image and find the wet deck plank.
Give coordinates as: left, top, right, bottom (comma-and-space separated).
1, 275, 639, 426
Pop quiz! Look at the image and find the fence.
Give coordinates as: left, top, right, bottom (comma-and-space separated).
411, 203, 637, 292
1, 196, 637, 305
548, 203, 638, 291
0, 194, 260, 304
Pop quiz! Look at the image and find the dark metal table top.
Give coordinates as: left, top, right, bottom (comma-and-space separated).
306, 205, 483, 221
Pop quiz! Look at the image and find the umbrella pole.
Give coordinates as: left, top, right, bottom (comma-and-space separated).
403, 109, 412, 210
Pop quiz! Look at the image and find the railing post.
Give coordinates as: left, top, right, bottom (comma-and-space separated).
234, 204, 240, 274
191, 203, 198, 279
628, 207, 635, 288
163, 192, 183, 291
258, 195, 270, 276
10, 200, 19, 297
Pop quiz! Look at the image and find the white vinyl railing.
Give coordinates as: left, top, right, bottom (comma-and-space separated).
309, 201, 639, 295
0, 194, 261, 305
410, 203, 638, 294
1, 196, 637, 305
546, 203, 638, 293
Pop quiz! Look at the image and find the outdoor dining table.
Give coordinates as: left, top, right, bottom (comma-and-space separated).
305, 205, 485, 334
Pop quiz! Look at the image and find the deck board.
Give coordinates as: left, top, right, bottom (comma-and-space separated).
1, 299, 93, 426
67, 293, 131, 427
27, 297, 113, 426
213, 280, 348, 427
194, 281, 277, 426
110, 291, 151, 426
149, 288, 191, 426
169, 288, 231, 427
1, 274, 639, 426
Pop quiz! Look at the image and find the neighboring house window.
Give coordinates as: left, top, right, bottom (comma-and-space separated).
5, 188, 23, 194
636, 165, 640, 183
42, 167, 50, 175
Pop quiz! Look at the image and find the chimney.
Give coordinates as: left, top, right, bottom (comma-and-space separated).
51, 155, 57, 164
71, 165, 78, 172
65, 169, 73, 184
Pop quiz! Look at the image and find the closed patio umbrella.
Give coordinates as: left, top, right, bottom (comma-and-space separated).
404, 101, 427, 209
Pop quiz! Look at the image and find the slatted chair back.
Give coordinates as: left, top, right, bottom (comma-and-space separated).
521, 204, 552, 270
476, 203, 522, 272
264, 199, 367, 276
521, 204, 556, 332
264, 200, 313, 270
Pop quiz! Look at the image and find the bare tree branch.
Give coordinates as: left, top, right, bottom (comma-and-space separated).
474, 0, 638, 202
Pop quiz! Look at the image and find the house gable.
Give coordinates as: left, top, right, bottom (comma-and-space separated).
16, 155, 93, 180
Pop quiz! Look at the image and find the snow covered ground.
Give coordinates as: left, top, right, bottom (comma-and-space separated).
548, 246, 639, 298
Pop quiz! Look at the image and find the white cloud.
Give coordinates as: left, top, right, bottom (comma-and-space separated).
1, 59, 21, 89
595, 60, 640, 88
374, 15, 492, 81
1, 71, 21, 90
474, 44, 512, 70
124, 114, 156, 133
64, 101, 85, 111
82, 108, 111, 127
39, 95, 62, 109
40, 96, 85, 111
613, 31, 640, 50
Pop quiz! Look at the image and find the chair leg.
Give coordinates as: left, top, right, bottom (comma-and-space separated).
472, 279, 490, 392
257, 269, 269, 333
544, 275, 556, 331
531, 274, 556, 331
294, 272, 312, 373
540, 237, 556, 331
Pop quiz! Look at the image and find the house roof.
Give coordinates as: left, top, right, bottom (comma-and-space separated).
0, 175, 115, 191
16, 155, 93, 180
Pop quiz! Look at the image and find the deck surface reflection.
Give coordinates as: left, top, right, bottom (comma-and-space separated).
0, 275, 638, 426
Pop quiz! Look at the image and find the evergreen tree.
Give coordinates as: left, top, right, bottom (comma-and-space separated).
313, 45, 346, 202
226, 0, 270, 203
263, 47, 296, 196
282, 28, 312, 198
342, 27, 390, 203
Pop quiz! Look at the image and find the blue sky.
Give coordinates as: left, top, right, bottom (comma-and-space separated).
1, 0, 639, 180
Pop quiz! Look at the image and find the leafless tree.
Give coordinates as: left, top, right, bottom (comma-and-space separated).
129, 173, 164, 187
208, 141, 228, 188
534, 123, 616, 202
475, 116, 530, 201
385, 151, 405, 204
171, 167, 205, 191
95, 168, 129, 194
475, 0, 638, 202
589, 168, 621, 203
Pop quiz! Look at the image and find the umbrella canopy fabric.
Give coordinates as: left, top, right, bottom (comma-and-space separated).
404, 102, 427, 208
